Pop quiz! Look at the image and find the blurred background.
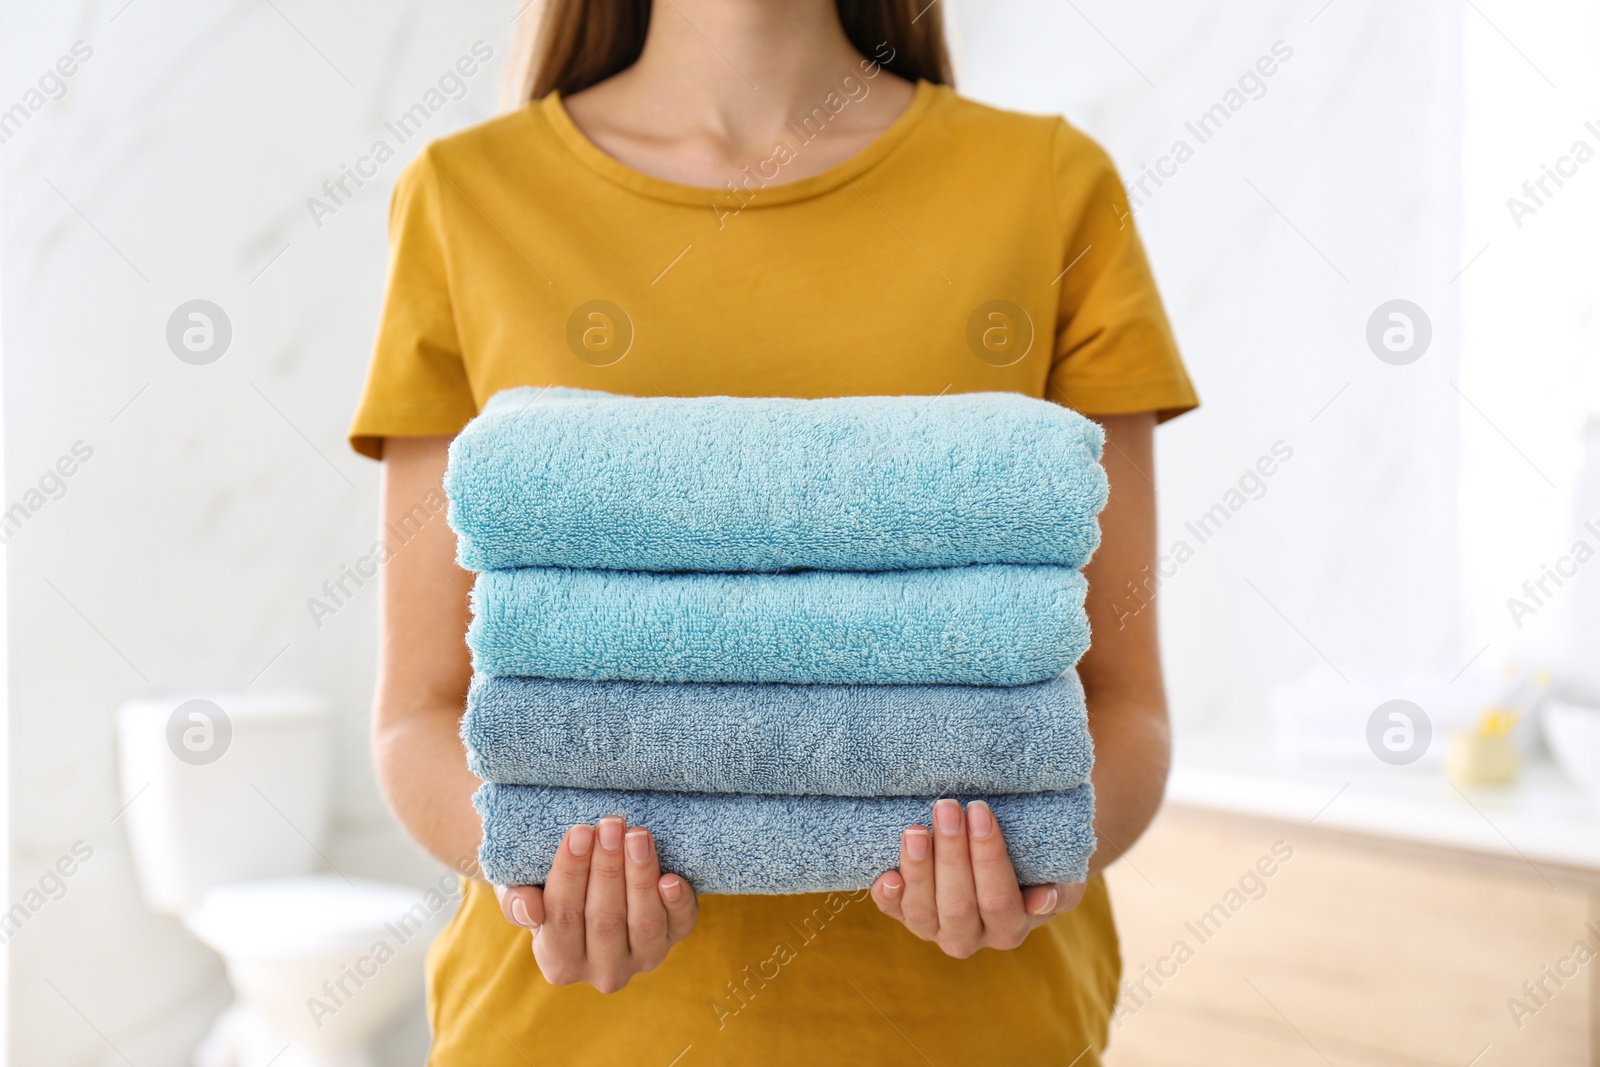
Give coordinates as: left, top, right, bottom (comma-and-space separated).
4, 0, 1598, 1064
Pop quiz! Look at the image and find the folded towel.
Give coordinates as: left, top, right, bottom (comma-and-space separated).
464, 672, 1092, 796
475, 783, 1096, 894
469, 564, 1088, 686
447, 387, 1108, 574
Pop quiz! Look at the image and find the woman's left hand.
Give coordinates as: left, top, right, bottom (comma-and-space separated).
869, 798, 1085, 957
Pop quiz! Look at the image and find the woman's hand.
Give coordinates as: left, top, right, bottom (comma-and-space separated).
869, 799, 1085, 957
494, 817, 698, 993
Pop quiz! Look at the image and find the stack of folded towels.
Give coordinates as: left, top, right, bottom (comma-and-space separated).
449, 387, 1109, 895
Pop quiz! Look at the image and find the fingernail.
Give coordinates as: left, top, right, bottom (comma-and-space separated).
933, 799, 962, 836
568, 824, 594, 857
904, 827, 931, 861
510, 897, 534, 927
884, 878, 902, 897
625, 829, 651, 863
1032, 886, 1059, 915
660, 876, 683, 903
967, 800, 996, 840
597, 817, 624, 852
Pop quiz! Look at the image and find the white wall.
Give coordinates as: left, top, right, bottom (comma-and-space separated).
4, 2, 510, 1062
951, 0, 1468, 740
1458, 0, 1600, 676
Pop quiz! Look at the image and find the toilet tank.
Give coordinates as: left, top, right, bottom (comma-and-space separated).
116, 692, 331, 916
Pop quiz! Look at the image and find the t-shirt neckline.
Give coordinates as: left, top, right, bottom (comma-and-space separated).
538, 79, 937, 208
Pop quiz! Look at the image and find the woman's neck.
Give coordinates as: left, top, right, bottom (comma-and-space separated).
561, 0, 917, 188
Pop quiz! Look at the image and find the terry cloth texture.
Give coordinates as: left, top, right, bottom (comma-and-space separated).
446, 387, 1109, 574
463, 671, 1093, 796
475, 783, 1097, 895
468, 563, 1089, 686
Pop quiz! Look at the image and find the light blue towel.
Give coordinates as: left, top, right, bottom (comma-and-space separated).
475, 783, 1096, 894
447, 387, 1108, 574
469, 564, 1088, 686
463, 672, 1092, 796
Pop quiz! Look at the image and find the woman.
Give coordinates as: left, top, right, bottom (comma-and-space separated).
350, 1, 1196, 1062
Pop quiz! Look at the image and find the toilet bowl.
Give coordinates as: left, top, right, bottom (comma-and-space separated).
116, 694, 448, 1067
188, 876, 447, 1067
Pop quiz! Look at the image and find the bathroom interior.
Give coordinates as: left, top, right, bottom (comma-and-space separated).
4, 0, 1599, 1064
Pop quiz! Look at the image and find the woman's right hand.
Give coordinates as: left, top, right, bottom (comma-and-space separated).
494, 818, 699, 993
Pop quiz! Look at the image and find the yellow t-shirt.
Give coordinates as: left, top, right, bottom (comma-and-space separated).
351, 80, 1196, 1065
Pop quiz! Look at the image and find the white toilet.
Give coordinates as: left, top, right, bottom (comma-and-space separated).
117, 693, 450, 1067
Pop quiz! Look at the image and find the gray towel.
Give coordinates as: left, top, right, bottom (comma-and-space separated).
475, 783, 1097, 895
463, 672, 1092, 796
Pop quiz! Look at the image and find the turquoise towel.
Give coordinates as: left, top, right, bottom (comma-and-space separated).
447, 387, 1108, 574
468, 564, 1088, 686
463, 672, 1092, 796
475, 783, 1097, 894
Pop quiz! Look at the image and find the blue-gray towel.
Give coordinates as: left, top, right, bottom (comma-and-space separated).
463, 672, 1092, 796
475, 783, 1096, 894
447, 387, 1108, 574
468, 564, 1088, 686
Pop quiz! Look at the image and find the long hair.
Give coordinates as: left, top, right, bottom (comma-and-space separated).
504, 0, 952, 104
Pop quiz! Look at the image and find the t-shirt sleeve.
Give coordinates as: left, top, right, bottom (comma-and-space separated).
1047, 120, 1198, 422
348, 149, 478, 460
